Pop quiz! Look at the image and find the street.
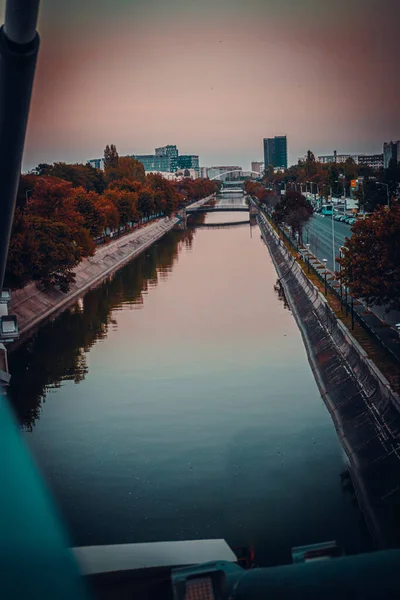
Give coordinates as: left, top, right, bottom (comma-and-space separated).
303, 214, 351, 273
304, 214, 400, 328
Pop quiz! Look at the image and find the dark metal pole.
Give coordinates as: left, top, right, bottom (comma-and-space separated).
0, 0, 40, 289
351, 296, 354, 330
324, 271, 327, 296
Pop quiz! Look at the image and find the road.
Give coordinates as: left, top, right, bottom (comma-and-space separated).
303, 214, 351, 272
304, 214, 400, 328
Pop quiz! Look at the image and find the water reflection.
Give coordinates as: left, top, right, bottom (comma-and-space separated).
8, 226, 197, 430
274, 280, 290, 311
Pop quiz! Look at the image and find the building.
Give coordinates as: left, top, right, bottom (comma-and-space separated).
177, 155, 200, 173
133, 154, 171, 172
133, 145, 199, 173
251, 161, 264, 174
200, 167, 208, 179
383, 141, 400, 168
317, 152, 384, 169
317, 152, 356, 164
263, 136, 288, 169
89, 145, 200, 174
87, 158, 105, 170
155, 145, 179, 171
207, 166, 242, 181
358, 154, 384, 169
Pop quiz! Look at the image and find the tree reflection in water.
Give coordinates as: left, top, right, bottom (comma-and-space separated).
274, 280, 290, 311
7, 226, 196, 430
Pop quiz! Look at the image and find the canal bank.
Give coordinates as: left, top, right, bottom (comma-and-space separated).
7, 205, 371, 566
9, 195, 215, 343
256, 209, 400, 549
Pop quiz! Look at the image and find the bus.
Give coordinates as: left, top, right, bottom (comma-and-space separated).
321, 204, 333, 215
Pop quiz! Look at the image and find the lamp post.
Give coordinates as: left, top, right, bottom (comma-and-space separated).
329, 186, 336, 273
306, 243, 311, 273
375, 182, 390, 208
323, 258, 328, 295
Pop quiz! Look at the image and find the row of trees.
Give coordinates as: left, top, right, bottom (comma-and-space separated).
5, 146, 218, 291
262, 151, 400, 212
245, 181, 313, 241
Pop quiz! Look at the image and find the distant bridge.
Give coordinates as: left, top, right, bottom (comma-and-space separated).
192, 219, 250, 228
186, 205, 249, 214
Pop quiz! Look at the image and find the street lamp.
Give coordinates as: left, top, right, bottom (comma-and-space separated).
375, 182, 390, 208
323, 258, 328, 295
306, 243, 311, 273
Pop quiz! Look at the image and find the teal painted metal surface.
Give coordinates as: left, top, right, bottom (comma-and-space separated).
0, 389, 89, 599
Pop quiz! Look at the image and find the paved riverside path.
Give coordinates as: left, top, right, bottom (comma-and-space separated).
10, 217, 178, 338
9, 193, 216, 338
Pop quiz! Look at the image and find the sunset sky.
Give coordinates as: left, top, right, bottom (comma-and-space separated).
1, 0, 398, 171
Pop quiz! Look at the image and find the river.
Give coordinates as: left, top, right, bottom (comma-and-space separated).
7, 195, 372, 566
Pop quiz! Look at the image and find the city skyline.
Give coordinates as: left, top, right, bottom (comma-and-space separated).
0, 0, 398, 172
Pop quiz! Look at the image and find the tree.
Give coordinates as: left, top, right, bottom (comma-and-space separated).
33, 162, 105, 193
16, 173, 38, 209
147, 173, 182, 215
72, 188, 106, 238
137, 188, 155, 219
356, 179, 387, 212
104, 144, 119, 169
105, 156, 145, 185
104, 188, 138, 229
5, 214, 82, 291
26, 176, 94, 257
273, 191, 313, 240
338, 205, 400, 311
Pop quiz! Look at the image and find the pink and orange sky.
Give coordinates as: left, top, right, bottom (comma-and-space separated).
1, 0, 399, 170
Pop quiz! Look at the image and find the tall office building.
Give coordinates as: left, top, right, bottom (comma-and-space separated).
177, 155, 200, 172
155, 145, 179, 172
263, 136, 288, 169
383, 141, 400, 168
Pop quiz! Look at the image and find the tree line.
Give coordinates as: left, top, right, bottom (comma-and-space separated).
262, 150, 400, 212
5, 145, 218, 291
245, 178, 400, 311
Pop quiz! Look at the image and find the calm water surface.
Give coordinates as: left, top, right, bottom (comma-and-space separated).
8, 199, 371, 566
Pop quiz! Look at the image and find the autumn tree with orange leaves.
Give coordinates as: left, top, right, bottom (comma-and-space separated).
338, 205, 400, 311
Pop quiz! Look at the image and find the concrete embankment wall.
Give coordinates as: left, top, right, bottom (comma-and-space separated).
9, 194, 215, 341
257, 211, 400, 549
9, 217, 177, 340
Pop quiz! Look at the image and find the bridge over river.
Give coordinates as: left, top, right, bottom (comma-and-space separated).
186, 204, 249, 214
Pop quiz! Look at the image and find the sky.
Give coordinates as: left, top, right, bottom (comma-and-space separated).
1, 0, 399, 171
